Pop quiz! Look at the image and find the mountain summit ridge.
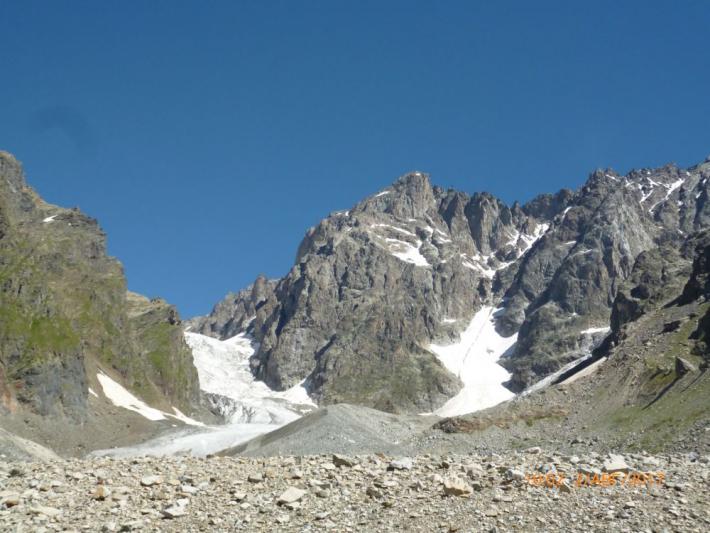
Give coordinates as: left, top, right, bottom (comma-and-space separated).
191, 156, 710, 413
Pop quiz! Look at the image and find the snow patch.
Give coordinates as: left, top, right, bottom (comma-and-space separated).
648, 178, 684, 212
42, 215, 57, 223
374, 191, 390, 197
88, 387, 98, 398
167, 408, 205, 427
570, 249, 594, 258
429, 306, 516, 417
96, 372, 166, 421
371, 223, 416, 237
518, 223, 549, 253
384, 238, 430, 267
461, 257, 495, 278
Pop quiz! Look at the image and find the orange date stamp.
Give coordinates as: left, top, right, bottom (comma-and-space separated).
525, 471, 665, 488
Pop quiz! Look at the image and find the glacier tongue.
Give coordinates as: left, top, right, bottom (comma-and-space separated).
429, 306, 517, 417
185, 332, 315, 424
92, 332, 316, 458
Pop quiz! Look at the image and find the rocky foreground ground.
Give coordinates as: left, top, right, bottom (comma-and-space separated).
1, 449, 708, 532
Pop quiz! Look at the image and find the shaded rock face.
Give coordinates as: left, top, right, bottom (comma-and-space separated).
499, 164, 710, 391
0, 151, 200, 420
193, 159, 710, 412
185, 276, 277, 339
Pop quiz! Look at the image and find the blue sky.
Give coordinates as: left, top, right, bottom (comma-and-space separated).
1, 1, 709, 317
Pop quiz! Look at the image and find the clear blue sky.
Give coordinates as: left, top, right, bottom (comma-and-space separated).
1, 1, 709, 317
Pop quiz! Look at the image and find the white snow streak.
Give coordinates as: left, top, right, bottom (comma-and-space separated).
648, 178, 684, 212
42, 215, 57, 223
384, 238, 430, 267
429, 306, 516, 417
95, 371, 205, 426
519, 223, 549, 253
559, 206, 573, 222
371, 223, 416, 237
96, 372, 167, 421
169, 408, 206, 427
580, 326, 611, 335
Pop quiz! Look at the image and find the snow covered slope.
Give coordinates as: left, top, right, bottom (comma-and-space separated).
428, 306, 517, 417
185, 331, 315, 424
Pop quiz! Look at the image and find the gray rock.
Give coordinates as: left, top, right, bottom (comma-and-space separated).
332, 454, 357, 467
140, 475, 162, 487
603, 454, 630, 473
0, 491, 21, 507
92, 485, 111, 500
29, 505, 61, 517
443, 476, 472, 496
277, 487, 306, 505
389, 457, 414, 471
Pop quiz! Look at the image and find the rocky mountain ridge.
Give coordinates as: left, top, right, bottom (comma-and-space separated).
0, 151, 203, 453
191, 156, 710, 413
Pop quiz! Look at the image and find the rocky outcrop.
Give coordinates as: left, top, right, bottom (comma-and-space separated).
0, 151, 200, 421
194, 157, 710, 412
185, 276, 277, 339
498, 163, 710, 390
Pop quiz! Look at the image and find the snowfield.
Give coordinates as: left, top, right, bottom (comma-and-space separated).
428, 306, 517, 417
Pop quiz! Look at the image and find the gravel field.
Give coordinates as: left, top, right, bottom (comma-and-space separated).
1, 448, 708, 532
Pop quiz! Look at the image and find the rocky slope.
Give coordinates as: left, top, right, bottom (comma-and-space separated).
0, 151, 203, 453
192, 157, 710, 414
429, 227, 710, 457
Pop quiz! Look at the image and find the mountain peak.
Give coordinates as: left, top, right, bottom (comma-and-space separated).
0, 150, 26, 192
393, 170, 430, 187
355, 171, 435, 219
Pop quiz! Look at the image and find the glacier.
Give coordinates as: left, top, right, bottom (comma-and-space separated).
92, 330, 315, 458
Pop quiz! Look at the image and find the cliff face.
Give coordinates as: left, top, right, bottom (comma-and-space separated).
193, 157, 710, 414
0, 151, 200, 421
